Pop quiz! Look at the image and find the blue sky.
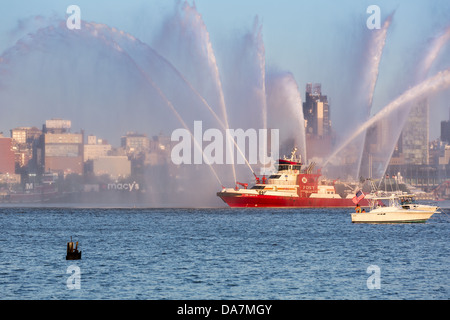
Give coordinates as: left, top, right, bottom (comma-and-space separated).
1, 0, 450, 140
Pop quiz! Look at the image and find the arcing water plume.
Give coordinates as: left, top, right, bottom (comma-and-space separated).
155, 11, 272, 181
254, 17, 267, 131
98, 34, 225, 187
180, 2, 234, 176
0, 19, 230, 206
365, 13, 393, 113
326, 14, 392, 180
217, 17, 269, 134
5, 15, 57, 51
266, 71, 306, 161
139, 72, 224, 187
374, 24, 450, 179
127, 32, 257, 178
324, 68, 450, 169
121, 32, 257, 178
356, 13, 393, 179
251, 17, 269, 166
85, 21, 236, 195
0, 21, 172, 138
419, 26, 450, 80
151, 1, 236, 183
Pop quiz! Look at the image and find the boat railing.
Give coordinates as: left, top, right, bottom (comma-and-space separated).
365, 194, 400, 210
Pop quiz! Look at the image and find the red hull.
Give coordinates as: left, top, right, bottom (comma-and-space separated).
217, 192, 371, 208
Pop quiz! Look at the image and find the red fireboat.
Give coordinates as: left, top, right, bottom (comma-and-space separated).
217, 148, 371, 208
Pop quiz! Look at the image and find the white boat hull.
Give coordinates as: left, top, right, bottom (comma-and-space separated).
401, 204, 438, 212
351, 209, 435, 223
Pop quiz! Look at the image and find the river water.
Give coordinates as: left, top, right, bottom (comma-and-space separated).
0, 205, 448, 300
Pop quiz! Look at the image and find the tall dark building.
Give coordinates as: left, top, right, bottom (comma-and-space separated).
303, 83, 330, 137
303, 83, 332, 159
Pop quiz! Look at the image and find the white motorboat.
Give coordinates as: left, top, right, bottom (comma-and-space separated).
351, 194, 438, 223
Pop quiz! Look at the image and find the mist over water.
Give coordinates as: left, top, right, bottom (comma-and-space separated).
324, 14, 393, 180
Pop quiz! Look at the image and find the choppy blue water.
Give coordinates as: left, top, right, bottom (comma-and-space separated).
0, 206, 448, 300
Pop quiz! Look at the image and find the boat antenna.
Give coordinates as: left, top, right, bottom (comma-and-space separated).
290, 147, 298, 161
